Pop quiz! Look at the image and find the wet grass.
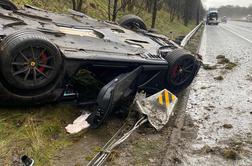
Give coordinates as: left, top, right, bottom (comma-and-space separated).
0, 69, 102, 165
130, 138, 163, 165
84, 146, 102, 161
12, 0, 195, 38
0, 105, 82, 165
185, 26, 204, 54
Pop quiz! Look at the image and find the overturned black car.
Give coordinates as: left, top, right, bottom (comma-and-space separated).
0, 0, 200, 127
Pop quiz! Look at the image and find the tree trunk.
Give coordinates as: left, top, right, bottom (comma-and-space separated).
127, 0, 134, 11
151, 0, 158, 28
196, 0, 200, 25
184, 0, 191, 26
77, 0, 83, 11
108, 0, 111, 20
72, 0, 83, 11
146, 0, 152, 13
112, 0, 118, 22
121, 0, 127, 13
72, 0, 76, 10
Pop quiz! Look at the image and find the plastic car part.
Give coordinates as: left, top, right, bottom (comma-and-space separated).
0, 0, 17, 11
87, 66, 143, 128
163, 49, 200, 91
21, 155, 34, 166
0, 30, 64, 102
119, 14, 147, 30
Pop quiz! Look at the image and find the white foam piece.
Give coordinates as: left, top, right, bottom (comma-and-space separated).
65, 113, 91, 134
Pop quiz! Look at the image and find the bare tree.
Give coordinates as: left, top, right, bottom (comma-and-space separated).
112, 0, 118, 21
72, 0, 83, 11
108, 0, 111, 20
146, 0, 152, 13
151, 0, 158, 28
121, 0, 128, 13
196, 0, 200, 24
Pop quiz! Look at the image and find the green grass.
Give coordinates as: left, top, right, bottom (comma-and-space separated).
12, 0, 195, 37
0, 105, 81, 166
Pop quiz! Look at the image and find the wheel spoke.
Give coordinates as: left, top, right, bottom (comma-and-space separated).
46, 56, 54, 61
175, 73, 182, 83
12, 62, 28, 66
184, 64, 194, 70
35, 67, 48, 78
183, 68, 193, 73
38, 64, 54, 70
19, 51, 29, 62
13, 68, 28, 76
38, 48, 46, 59
33, 68, 37, 82
24, 68, 31, 81
31, 47, 35, 59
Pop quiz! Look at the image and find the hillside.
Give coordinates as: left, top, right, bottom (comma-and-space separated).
12, 0, 195, 38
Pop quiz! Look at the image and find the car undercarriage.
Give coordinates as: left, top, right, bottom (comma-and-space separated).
0, 1, 200, 127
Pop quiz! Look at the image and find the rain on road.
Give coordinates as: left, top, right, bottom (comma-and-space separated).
181, 21, 252, 165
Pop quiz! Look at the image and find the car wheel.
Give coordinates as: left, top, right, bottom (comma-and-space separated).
164, 49, 199, 92
118, 14, 147, 31
0, 30, 63, 101
0, 0, 17, 11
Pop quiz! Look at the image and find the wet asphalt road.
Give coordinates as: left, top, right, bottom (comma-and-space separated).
184, 21, 252, 165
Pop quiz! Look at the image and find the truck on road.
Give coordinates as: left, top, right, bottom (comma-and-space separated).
206, 9, 219, 25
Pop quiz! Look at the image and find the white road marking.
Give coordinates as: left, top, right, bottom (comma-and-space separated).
220, 25, 252, 44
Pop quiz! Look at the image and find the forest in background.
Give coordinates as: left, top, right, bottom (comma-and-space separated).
218, 5, 252, 19
12, 0, 205, 37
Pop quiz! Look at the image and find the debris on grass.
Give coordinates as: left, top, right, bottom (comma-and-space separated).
217, 56, 230, 64
194, 144, 241, 160
200, 86, 207, 89
214, 76, 224, 80
246, 74, 252, 81
222, 148, 239, 160
107, 150, 120, 162
203, 55, 238, 72
85, 146, 102, 161
172, 157, 182, 164
203, 106, 212, 111
216, 55, 226, 59
224, 106, 233, 110
224, 62, 237, 70
222, 124, 233, 129
202, 63, 217, 70
216, 55, 238, 70
65, 113, 91, 134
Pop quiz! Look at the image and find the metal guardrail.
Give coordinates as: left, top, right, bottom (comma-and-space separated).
180, 21, 204, 47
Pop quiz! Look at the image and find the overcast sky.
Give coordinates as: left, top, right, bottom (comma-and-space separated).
202, 0, 252, 8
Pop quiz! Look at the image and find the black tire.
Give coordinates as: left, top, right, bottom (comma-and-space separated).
0, 0, 17, 11
0, 30, 63, 99
118, 14, 147, 30
164, 49, 199, 92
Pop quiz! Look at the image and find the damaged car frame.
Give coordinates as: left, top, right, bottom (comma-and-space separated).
0, 1, 200, 128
